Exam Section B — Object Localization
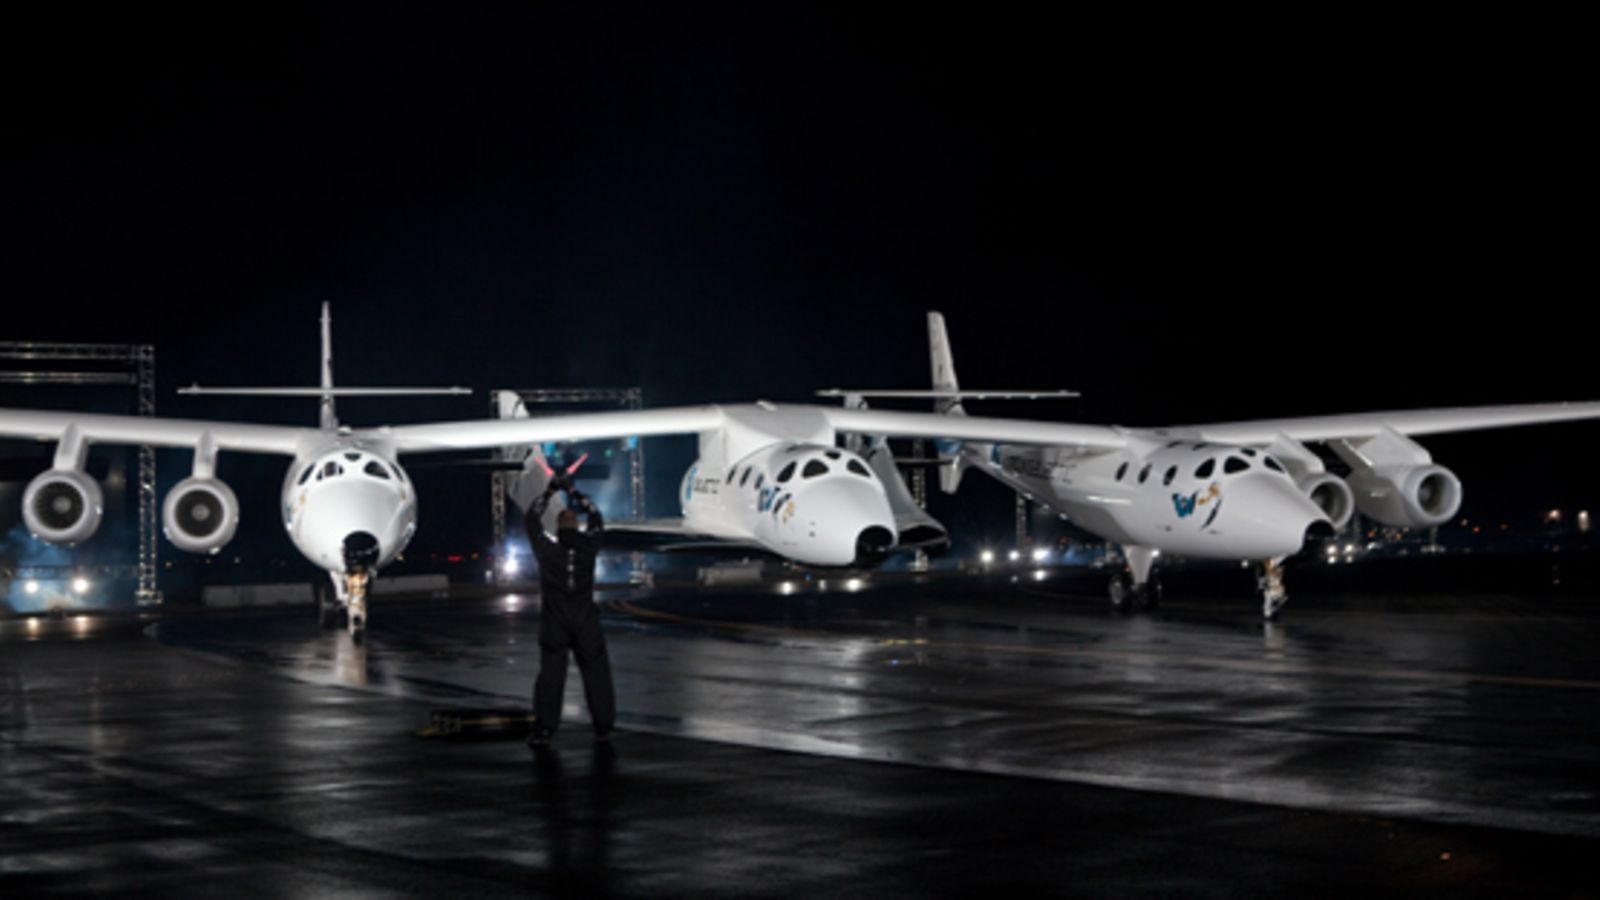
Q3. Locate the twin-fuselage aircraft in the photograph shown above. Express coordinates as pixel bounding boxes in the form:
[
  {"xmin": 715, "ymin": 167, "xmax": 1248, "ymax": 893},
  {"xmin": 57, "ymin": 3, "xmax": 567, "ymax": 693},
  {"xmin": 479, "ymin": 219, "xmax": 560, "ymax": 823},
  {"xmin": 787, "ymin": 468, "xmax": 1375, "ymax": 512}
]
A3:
[{"xmin": 4, "ymin": 306, "xmax": 1597, "ymax": 633}]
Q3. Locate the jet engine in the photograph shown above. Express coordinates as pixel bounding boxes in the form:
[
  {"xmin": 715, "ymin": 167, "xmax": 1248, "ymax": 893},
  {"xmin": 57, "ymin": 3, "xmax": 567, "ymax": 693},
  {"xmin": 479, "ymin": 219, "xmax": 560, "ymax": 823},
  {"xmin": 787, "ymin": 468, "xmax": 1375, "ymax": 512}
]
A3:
[
  {"xmin": 163, "ymin": 477, "xmax": 240, "ymax": 554},
  {"xmin": 1297, "ymin": 473, "xmax": 1355, "ymax": 530},
  {"xmin": 22, "ymin": 468, "xmax": 105, "ymax": 545},
  {"xmin": 1346, "ymin": 464, "xmax": 1462, "ymax": 528}
]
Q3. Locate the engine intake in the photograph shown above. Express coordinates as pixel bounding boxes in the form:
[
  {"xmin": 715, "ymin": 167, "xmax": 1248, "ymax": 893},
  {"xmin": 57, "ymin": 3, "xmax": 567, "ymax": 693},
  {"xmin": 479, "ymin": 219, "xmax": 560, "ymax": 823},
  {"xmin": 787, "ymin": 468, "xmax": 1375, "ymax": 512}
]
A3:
[
  {"xmin": 1347, "ymin": 464, "xmax": 1462, "ymax": 528},
  {"xmin": 1297, "ymin": 473, "xmax": 1355, "ymax": 530},
  {"xmin": 163, "ymin": 477, "xmax": 240, "ymax": 554},
  {"xmin": 22, "ymin": 469, "xmax": 104, "ymax": 545}
]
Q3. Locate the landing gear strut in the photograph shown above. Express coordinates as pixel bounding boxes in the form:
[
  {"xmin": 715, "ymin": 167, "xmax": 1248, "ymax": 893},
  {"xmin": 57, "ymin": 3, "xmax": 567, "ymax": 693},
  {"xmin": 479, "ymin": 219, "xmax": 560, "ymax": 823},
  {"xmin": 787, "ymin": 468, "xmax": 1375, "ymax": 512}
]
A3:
[
  {"xmin": 1257, "ymin": 556, "xmax": 1289, "ymax": 620},
  {"xmin": 344, "ymin": 570, "xmax": 369, "ymax": 641},
  {"xmin": 1109, "ymin": 545, "xmax": 1161, "ymax": 612}
]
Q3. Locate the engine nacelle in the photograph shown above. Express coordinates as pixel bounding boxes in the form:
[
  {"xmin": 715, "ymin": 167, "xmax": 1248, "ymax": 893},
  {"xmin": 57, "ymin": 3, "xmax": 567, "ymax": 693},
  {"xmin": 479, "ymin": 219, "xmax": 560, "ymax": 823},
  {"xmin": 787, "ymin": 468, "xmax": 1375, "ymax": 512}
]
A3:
[
  {"xmin": 1347, "ymin": 464, "xmax": 1462, "ymax": 528},
  {"xmin": 163, "ymin": 477, "xmax": 240, "ymax": 554},
  {"xmin": 22, "ymin": 469, "xmax": 105, "ymax": 545},
  {"xmin": 1298, "ymin": 473, "xmax": 1355, "ymax": 530}
]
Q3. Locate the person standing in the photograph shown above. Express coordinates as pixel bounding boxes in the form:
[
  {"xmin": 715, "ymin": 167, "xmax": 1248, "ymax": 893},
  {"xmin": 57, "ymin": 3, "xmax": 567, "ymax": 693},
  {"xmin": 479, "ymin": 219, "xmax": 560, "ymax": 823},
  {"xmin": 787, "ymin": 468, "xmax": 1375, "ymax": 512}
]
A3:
[{"xmin": 525, "ymin": 476, "xmax": 615, "ymax": 745}]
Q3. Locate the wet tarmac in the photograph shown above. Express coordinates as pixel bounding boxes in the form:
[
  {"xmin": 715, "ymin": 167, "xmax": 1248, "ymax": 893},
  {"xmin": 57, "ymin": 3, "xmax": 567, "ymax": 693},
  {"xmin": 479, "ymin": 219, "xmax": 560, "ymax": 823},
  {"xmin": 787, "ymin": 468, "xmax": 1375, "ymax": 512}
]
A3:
[{"xmin": 4, "ymin": 575, "xmax": 1600, "ymax": 895}]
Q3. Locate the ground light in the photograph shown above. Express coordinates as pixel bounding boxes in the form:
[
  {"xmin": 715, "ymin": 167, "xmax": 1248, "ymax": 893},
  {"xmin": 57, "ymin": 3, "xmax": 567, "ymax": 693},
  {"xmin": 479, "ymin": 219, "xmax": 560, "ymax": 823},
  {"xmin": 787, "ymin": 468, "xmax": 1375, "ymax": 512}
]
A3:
[{"xmin": 71, "ymin": 577, "xmax": 90, "ymax": 595}]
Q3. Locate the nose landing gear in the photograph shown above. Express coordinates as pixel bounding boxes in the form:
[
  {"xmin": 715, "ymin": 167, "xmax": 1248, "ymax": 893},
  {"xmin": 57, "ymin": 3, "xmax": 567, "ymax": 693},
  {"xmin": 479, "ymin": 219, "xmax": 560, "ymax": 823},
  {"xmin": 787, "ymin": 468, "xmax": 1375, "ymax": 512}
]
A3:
[
  {"xmin": 340, "ymin": 531, "xmax": 381, "ymax": 642},
  {"xmin": 1258, "ymin": 556, "xmax": 1289, "ymax": 619}
]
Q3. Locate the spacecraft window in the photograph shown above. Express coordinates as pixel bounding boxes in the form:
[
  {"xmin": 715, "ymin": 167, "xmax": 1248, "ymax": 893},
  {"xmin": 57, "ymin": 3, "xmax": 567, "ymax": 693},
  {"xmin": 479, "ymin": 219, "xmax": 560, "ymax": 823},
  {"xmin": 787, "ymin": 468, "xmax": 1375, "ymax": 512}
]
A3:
[
  {"xmin": 754, "ymin": 474, "xmax": 764, "ymax": 490},
  {"xmin": 1194, "ymin": 458, "xmax": 1215, "ymax": 479},
  {"xmin": 1263, "ymin": 456, "xmax": 1285, "ymax": 474},
  {"xmin": 1137, "ymin": 464, "xmax": 1152, "ymax": 484},
  {"xmin": 390, "ymin": 462, "xmax": 406, "ymax": 482},
  {"xmin": 1162, "ymin": 466, "xmax": 1177, "ymax": 486},
  {"xmin": 740, "ymin": 468, "xmax": 752, "ymax": 487},
  {"xmin": 344, "ymin": 452, "xmax": 361, "ymax": 462},
  {"xmin": 322, "ymin": 461, "xmax": 343, "ymax": 479},
  {"xmin": 298, "ymin": 464, "xmax": 314, "ymax": 485},
  {"xmin": 1224, "ymin": 457, "xmax": 1250, "ymax": 474},
  {"xmin": 1115, "ymin": 462, "xmax": 1129, "ymax": 481},
  {"xmin": 847, "ymin": 459, "xmax": 870, "ymax": 477},
  {"xmin": 364, "ymin": 461, "xmax": 390, "ymax": 479},
  {"xmin": 777, "ymin": 461, "xmax": 798, "ymax": 483},
  {"xmin": 803, "ymin": 460, "xmax": 828, "ymax": 479},
  {"xmin": 1241, "ymin": 447, "xmax": 1257, "ymax": 457},
  {"xmin": 825, "ymin": 450, "xmax": 841, "ymax": 460}
]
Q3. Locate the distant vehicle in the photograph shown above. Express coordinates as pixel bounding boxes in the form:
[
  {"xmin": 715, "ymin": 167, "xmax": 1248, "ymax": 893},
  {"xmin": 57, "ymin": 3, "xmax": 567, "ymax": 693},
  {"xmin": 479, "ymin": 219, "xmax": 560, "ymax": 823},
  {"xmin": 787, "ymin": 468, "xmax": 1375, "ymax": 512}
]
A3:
[{"xmin": 823, "ymin": 312, "xmax": 1600, "ymax": 618}]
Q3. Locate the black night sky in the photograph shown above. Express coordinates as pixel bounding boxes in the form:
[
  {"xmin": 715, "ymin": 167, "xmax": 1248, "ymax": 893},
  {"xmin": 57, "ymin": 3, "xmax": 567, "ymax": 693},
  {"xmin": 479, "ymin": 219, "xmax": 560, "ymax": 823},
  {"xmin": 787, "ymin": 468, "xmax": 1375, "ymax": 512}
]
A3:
[{"xmin": 2, "ymin": 6, "xmax": 1592, "ymax": 573}]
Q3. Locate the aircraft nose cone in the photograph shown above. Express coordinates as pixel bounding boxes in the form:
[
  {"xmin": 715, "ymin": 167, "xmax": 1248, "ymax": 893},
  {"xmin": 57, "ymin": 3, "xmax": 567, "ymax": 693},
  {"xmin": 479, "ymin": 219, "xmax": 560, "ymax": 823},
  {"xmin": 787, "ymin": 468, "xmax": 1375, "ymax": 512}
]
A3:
[
  {"xmin": 342, "ymin": 531, "xmax": 381, "ymax": 572},
  {"xmin": 854, "ymin": 525, "xmax": 896, "ymax": 566}
]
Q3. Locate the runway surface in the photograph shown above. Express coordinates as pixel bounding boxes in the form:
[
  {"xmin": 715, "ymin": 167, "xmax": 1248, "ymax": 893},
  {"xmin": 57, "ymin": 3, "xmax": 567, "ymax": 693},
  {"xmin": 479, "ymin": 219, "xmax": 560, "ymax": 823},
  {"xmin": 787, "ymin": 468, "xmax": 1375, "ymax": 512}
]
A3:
[{"xmin": 3, "ymin": 574, "xmax": 1599, "ymax": 895}]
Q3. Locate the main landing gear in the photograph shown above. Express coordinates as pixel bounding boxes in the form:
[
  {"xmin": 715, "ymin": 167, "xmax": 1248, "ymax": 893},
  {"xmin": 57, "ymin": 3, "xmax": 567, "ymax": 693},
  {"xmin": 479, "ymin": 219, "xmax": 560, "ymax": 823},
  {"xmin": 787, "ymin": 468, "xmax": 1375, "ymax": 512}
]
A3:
[{"xmin": 1108, "ymin": 545, "xmax": 1161, "ymax": 612}]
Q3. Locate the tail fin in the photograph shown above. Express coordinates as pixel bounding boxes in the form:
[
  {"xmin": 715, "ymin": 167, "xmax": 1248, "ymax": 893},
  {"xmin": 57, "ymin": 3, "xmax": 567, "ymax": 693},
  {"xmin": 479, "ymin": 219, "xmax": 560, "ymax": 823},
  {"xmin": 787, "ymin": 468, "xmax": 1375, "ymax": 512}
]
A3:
[
  {"xmin": 928, "ymin": 311, "xmax": 964, "ymax": 416},
  {"xmin": 927, "ymin": 311, "xmax": 969, "ymax": 493},
  {"xmin": 320, "ymin": 301, "xmax": 337, "ymax": 430}
]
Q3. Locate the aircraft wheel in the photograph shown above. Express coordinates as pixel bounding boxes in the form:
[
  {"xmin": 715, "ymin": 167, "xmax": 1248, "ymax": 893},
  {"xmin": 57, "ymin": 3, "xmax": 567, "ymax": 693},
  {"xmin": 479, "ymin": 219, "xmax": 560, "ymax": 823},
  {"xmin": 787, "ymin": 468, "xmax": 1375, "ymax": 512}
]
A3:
[
  {"xmin": 1109, "ymin": 573, "xmax": 1131, "ymax": 611},
  {"xmin": 1141, "ymin": 576, "xmax": 1163, "ymax": 611}
]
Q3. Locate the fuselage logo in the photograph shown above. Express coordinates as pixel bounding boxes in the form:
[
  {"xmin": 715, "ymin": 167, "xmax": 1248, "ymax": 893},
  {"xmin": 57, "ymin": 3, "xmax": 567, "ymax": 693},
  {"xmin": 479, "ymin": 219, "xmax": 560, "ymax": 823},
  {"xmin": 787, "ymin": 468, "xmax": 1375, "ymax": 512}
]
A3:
[{"xmin": 1173, "ymin": 483, "xmax": 1223, "ymax": 528}]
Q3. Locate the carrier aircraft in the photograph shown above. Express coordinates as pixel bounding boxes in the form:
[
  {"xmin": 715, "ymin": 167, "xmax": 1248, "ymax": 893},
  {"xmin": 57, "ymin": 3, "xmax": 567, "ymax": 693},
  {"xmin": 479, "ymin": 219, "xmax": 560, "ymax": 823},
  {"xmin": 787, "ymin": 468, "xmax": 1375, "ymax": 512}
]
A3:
[
  {"xmin": 823, "ymin": 312, "xmax": 1600, "ymax": 618},
  {"xmin": 0, "ymin": 305, "xmax": 1145, "ymax": 639}
]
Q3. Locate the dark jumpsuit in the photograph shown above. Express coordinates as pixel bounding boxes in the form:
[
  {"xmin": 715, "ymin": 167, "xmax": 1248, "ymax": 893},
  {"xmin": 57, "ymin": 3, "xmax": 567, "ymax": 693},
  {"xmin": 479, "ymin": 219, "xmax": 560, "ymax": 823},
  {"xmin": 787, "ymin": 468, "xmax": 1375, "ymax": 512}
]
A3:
[{"xmin": 527, "ymin": 490, "xmax": 616, "ymax": 734}]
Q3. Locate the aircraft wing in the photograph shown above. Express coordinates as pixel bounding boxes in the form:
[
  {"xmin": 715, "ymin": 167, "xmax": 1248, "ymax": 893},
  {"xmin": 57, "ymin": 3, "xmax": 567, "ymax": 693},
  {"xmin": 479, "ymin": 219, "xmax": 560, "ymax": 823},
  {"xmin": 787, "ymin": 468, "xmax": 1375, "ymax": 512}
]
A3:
[
  {"xmin": 377, "ymin": 406, "xmax": 727, "ymax": 453},
  {"xmin": 378, "ymin": 404, "xmax": 1128, "ymax": 454},
  {"xmin": 0, "ymin": 407, "xmax": 316, "ymax": 456},
  {"xmin": 1189, "ymin": 402, "xmax": 1600, "ymax": 445},
  {"xmin": 819, "ymin": 407, "xmax": 1126, "ymax": 449}
]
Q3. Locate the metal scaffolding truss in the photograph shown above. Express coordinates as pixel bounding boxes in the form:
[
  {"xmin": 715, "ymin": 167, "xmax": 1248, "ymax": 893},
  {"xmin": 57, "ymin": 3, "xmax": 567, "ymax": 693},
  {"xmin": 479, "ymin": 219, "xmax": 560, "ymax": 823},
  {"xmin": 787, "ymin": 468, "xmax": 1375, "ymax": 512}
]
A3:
[
  {"xmin": 489, "ymin": 388, "xmax": 646, "ymax": 582},
  {"xmin": 0, "ymin": 342, "xmax": 161, "ymax": 604}
]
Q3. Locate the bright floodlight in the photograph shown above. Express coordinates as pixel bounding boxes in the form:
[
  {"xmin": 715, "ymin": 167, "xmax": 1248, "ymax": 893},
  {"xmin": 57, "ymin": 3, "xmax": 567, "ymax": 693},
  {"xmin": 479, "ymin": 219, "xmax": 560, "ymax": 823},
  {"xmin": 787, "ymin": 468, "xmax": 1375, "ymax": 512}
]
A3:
[
  {"xmin": 24, "ymin": 580, "xmax": 39, "ymax": 595},
  {"xmin": 1007, "ymin": 549, "xmax": 1020, "ymax": 562},
  {"xmin": 980, "ymin": 549, "xmax": 995, "ymax": 564},
  {"xmin": 1031, "ymin": 548, "xmax": 1048, "ymax": 562},
  {"xmin": 845, "ymin": 578, "xmax": 863, "ymax": 592},
  {"xmin": 501, "ymin": 555, "xmax": 520, "ymax": 576},
  {"xmin": 71, "ymin": 577, "xmax": 90, "ymax": 595}
]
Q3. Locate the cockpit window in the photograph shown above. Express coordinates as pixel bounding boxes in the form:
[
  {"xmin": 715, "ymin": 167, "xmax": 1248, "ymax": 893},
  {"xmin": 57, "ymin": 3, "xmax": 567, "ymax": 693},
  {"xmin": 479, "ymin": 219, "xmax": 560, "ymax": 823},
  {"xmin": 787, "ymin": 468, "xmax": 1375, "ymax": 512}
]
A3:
[
  {"xmin": 802, "ymin": 460, "xmax": 828, "ymax": 479},
  {"xmin": 776, "ymin": 461, "xmax": 798, "ymax": 483},
  {"xmin": 344, "ymin": 452, "xmax": 361, "ymax": 462},
  {"xmin": 1263, "ymin": 456, "xmax": 1285, "ymax": 474},
  {"xmin": 740, "ymin": 468, "xmax": 752, "ymax": 487},
  {"xmin": 390, "ymin": 462, "xmax": 406, "ymax": 482},
  {"xmin": 364, "ymin": 461, "xmax": 390, "ymax": 479},
  {"xmin": 1162, "ymin": 466, "xmax": 1177, "ymax": 486},
  {"xmin": 322, "ymin": 461, "xmax": 343, "ymax": 479},
  {"xmin": 847, "ymin": 459, "xmax": 870, "ymax": 477},
  {"xmin": 1241, "ymin": 447, "xmax": 1257, "ymax": 457},
  {"xmin": 754, "ymin": 474, "xmax": 764, "ymax": 490},
  {"xmin": 726, "ymin": 468, "xmax": 736, "ymax": 483},
  {"xmin": 298, "ymin": 464, "xmax": 314, "ymax": 485},
  {"xmin": 1194, "ymin": 458, "xmax": 1215, "ymax": 479},
  {"xmin": 1224, "ymin": 457, "xmax": 1250, "ymax": 474},
  {"xmin": 1137, "ymin": 464, "xmax": 1152, "ymax": 484},
  {"xmin": 1115, "ymin": 462, "xmax": 1129, "ymax": 481},
  {"xmin": 824, "ymin": 450, "xmax": 841, "ymax": 460}
]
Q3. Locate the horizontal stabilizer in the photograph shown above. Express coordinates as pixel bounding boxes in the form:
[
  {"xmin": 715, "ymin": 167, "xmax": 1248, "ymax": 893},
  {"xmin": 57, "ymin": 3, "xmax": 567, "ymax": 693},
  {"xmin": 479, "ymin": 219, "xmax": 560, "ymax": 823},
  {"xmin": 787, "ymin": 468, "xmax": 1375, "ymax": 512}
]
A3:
[
  {"xmin": 180, "ymin": 386, "xmax": 473, "ymax": 397},
  {"xmin": 817, "ymin": 389, "xmax": 1078, "ymax": 401}
]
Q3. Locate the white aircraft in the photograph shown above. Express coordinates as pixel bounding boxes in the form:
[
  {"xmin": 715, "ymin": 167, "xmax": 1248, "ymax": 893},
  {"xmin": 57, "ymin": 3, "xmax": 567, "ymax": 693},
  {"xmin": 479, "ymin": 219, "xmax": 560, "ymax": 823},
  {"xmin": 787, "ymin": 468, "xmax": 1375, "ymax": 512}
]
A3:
[
  {"xmin": 0, "ymin": 305, "xmax": 1138, "ymax": 638},
  {"xmin": 824, "ymin": 312, "xmax": 1600, "ymax": 618}
]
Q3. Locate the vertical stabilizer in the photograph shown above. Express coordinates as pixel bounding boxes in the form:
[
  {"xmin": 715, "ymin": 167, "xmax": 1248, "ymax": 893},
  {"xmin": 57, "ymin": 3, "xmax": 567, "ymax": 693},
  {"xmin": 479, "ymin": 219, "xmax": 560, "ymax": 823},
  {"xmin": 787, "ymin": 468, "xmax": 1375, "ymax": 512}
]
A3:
[
  {"xmin": 319, "ymin": 302, "xmax": 337, "ymax": 429},
  {"xmin": 927, "ymin": 311, "xmax": 970, "ymax": 493}
]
